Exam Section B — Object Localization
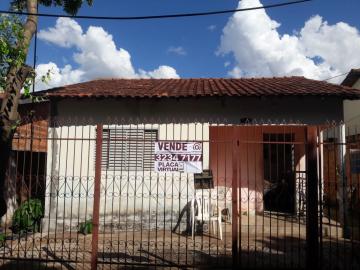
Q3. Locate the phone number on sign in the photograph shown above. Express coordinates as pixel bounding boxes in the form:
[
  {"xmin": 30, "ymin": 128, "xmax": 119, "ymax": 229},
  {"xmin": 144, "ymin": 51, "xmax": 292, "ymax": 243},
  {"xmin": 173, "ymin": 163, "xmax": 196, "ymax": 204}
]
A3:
[{"xmin": 155, "ymin": 154, "xmax": 202, "ymax": 162}]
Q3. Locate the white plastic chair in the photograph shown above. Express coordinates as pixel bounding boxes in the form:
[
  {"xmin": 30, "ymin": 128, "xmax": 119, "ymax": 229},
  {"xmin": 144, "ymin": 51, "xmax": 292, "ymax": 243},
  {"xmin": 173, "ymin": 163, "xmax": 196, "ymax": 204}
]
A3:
[{"xmin": 191, "ymin": 195, "xmax": 222, "ymax": 240}]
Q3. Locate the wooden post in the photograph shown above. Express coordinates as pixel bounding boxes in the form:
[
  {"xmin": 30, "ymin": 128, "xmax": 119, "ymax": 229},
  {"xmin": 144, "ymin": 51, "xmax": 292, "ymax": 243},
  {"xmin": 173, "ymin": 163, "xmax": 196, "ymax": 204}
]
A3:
[
  {"xmin": 231, "ymin": 127, "xmax": 239, "ymax": 267},
  {"xmin": 306, "ymin": 126, "xmax": 319, "ymax": 268},
  {"xmin": 91, "ymin": 124, "xmax": 102, "ymax": 270}
]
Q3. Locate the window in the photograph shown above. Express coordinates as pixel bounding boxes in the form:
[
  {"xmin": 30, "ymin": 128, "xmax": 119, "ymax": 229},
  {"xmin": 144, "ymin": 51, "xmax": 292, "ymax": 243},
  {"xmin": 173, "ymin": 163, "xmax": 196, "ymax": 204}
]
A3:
[
  {"xmin": 100, "ymin": 128, "xmax": 157, "ymax": 171},
  {"xmin": 350, "ymin": 149, "xmax": 360, "ymax": 174}
]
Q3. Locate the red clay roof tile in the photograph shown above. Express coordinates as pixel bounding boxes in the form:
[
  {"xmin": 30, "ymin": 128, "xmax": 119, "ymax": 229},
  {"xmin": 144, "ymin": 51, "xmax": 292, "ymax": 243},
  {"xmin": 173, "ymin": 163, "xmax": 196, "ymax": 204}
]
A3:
[{"xmin": 36, "ymin": 77, "xmax": 360, "ymax": 99}]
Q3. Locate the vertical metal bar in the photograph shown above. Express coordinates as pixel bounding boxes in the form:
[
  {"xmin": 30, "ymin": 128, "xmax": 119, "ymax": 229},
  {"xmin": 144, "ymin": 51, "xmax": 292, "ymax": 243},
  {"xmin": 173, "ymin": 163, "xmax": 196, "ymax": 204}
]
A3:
[
  {"xmin": 306, "ymin": 126, "xmax": 319, "ymax": 269},
  {"xmin": 222, "ymin": 125, "xmax": 228, "ymax": 266},
  {"xmin": 133, "ymin": 124, "xmax": 139, "ymax": 262},
  {"xmin": 60, "ymin": 125, "xmax": 70, "ymax": 261},
  {"xmin": 339, "ymin": 124, "xmax": 349, "ymax": 269},
  {"xmin": 82, "ymin": 125, "xmax": 92, "ymax": 269},
  {"xmin": 298, "ymin": 131, "xmax": 304, "ymax": 269},
  {"xmin": 318, "ymin": 128, "xmax": 324, "ymax": 269},
  {"xmin": 91, "ymin": 124, "xmax": 102, "ymax": 270},
  {"xmin": 186, "ymin": 123, "xmax": 191, "ymax": 268},
  {"xmin": 326, "ymin": 126, "xmax": 333, "ymax": 268},
  {"xmin": 75, "ymin": 124, "xmax": 85, "ymax": 264},
  {"xmin": 356, "ymin": 126, "xmax": 360, "ymax": 270},
  {"xmin": 52, "ymin": 124, "xmax": 63, "ymax": 269},
  {"xmin": 253, "ymin": 126, "xmax": 258, "ymax": 269},
  {"xmin": 332, "ymin": 125, "xmax": 338, "ymax": 265},
  {"xmin": 109, "ymin": 123, "xmax": 115, "ymax": 269},
  {"xmin": 35, "ymin": 121, "xmax": 43, "ymax": 264},
  {"xmin": 177, "ymin": 123, "xmax": 182, "ymax": 267},
  {"xmin": 147, "ymin": 123, "xmax": 153, "ymax": 265},
  {"xmin": 154, "ymin": 125, "xmax": 160, "ymax": 267},
  {"xmin": 231, "ymin": 127, "xmax": 239, "ymax": 267},
  {"xmin": 140, "ymin": 124, "xmax": 145, "ymax": 264},
  {"xmin": 261, "ymin": 125, "xmax": 265, "ymax": 269},
  {"xmin": 68, "ymin": 124, "xmax": 77, "ymax": 261},
  {"xmin": 115, "ymin": 124, "xmax": 122, "ymax": 265},
  {"xmin": 170, "ymin": 122, "xmax": 175, "ymax": 265},
  {"xmin": 162, "ymin": 123, "xmax": 167, "ymax": 264},
  {"xmin": 21, "ymin": 123, "xmax": 29, "ymax": 260},
  {"xmin": 275, "ymin": 132, "xmax": 279, "ymax": 268},
  {"xmin": 124, "ymin": 125, "xmax": 130, "ymax": 266},
  {"xmin": 290, "ymin": 126, "xmax": 295, "ymax": 269},
  {"xmin": 268, "ymin": 133, "xmax": 273, "ymax": 267},
  {"xmin": 246, "ymin": 126, "xmax": 250, "ymax": 268},
  {"xmin": 338, "ymin": 124, "xmax": 350, "ymax": 239},
  {"xmin": 44, "ymin": 121, "xmax": 55, "ymax": 267},
  {"xmin": 102, "ymin": 124, "xmax": 109, "ymax": 268},
  {"xmin": 29, "ymin": 116, "xmax": 34, "ymax": 224}
]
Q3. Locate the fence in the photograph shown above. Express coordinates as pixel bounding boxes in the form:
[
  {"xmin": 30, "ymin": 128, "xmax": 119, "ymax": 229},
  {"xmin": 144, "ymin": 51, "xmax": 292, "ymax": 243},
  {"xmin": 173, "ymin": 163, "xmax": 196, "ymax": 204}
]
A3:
[{"xmin": 0, "ymin": 118, "xmax": 359, "ymax": 269}]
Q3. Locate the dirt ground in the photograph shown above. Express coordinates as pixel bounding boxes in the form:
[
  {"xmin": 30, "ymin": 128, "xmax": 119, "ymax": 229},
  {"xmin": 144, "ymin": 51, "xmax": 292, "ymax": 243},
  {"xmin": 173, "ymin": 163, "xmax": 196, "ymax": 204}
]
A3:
[{"xmin": 0, "ymin": 214, "xmax": 358, "ymax": 269}]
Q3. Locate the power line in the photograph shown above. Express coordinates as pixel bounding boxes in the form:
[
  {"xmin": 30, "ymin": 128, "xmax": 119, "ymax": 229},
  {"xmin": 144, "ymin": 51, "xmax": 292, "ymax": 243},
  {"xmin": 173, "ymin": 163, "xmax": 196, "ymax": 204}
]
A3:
[
  {"xmin": 0, "ymin": 0, "xmax": 311, "ymax": 21},
  {"xmin": 322, "ymin": 72, "xmax": 350, "ymax": 82}
]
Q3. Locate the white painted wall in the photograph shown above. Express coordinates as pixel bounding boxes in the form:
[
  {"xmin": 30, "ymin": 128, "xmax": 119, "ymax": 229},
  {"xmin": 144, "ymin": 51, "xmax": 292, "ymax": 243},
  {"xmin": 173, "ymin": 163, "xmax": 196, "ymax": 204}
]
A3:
[
  {"xmin": 344, "ymin": 78, "xmax": 360, "ymax": 135},
  {"xmin": 42, "ymin": 95, "xmax": 345, "ymax": 231},
  {"xmin": 43, "ymin": 123, "xmax": 211, "ymax": 231}
]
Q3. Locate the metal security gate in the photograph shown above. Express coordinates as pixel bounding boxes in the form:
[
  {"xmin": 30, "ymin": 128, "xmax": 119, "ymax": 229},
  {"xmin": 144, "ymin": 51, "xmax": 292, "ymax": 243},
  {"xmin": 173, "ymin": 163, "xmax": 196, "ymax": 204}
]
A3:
[
  {"xmin": 209, "ymin": 125, "xmax": 311, "ymax": 269},
  {"xmin": 93, "ymin": 123, "xmax": 233, "ymax": 269},
  {"xmin": 0, "ymin": 119, "xmax": 359, "ymax": 269}
]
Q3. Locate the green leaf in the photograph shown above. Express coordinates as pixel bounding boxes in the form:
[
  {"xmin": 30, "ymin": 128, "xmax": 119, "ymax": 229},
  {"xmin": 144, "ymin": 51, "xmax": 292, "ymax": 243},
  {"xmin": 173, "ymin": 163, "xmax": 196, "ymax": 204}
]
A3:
[
  {"xmin": 0, "ymin": 233, "xmax": 5, "ymax": 247},
  {"xmin": 0, "ymin": 14, "xmax": 26, "ymax": 91},
  {"xmin": 11, "ymin": 199, "xmax": 44, "ymax": 234},
  {"xmin": 78, "ymin": 219, "xmax": 93, "ymax": 235}
]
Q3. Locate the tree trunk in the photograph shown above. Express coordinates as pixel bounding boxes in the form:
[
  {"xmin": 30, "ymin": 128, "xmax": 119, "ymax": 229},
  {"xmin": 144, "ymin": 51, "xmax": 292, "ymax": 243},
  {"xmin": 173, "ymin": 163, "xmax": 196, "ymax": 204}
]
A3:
[{"xmin": 0, "ymin": 0, "xmax": 38, "ymax": 218}]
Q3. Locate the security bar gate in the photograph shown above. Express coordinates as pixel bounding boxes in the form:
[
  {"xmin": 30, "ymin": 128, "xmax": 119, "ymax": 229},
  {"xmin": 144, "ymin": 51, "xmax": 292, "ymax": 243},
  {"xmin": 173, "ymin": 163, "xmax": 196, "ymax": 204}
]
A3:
[{"xmin": 0, "ymin": 119, "xmax": 359, "ymax": 269}]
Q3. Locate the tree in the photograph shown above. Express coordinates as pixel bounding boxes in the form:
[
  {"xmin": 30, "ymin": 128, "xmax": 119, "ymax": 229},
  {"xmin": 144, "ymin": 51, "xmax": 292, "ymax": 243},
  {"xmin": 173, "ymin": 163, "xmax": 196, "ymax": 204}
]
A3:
[{"xmin": 0, "ymin": 0, "xmax": 93, "ymax": 218}]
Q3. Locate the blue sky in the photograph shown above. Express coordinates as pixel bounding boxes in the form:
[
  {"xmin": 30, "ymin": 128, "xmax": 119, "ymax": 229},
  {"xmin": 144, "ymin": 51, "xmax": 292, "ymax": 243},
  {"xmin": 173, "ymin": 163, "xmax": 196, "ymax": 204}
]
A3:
[{"xmin": 1, "ymin": 0, "xmax": 360, "ymax": 88}]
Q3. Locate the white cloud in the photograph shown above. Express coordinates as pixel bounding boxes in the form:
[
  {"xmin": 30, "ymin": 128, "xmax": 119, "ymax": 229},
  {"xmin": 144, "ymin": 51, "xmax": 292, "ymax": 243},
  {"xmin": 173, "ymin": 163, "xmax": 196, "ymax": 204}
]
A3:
[
  {"xmin": 218, "ymin": 0, "xmax": 360, "ymax": 83},
  {"xmin": 36, "ymin": 18, "xmax": 179, "ymax": 90},
  {"xmin": 167, "ymin": 46, "xmax": 187, "ymax": 56},
  {"xmin": 35, "ymin": 62, "xmax": 84, "ymax": 90},
  {"xmin": 139, "ymin": 65, "xmax": 180, "ymax": 79},
  {"xmin": 38, "ymin": 18, "xmax": 83, "ymax": 48},
  {"xmin": 208, "ymin": 25, "xmax": 217, "ymax": 31}
]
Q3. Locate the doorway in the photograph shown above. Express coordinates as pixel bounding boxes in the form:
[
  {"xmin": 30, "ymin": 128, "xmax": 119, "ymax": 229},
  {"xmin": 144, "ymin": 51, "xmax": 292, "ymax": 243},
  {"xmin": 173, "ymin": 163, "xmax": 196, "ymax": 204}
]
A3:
[{"xmin": 263, "ymin": 133, "xmax": 295, "ymax": 213}]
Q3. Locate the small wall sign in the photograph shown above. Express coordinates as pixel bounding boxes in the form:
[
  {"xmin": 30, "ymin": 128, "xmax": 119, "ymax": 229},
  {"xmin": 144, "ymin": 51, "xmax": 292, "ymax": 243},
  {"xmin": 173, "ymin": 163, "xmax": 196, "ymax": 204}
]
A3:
[{"xmin": 154, "ymin": 141, "xmax": 203, "ymax": 173}]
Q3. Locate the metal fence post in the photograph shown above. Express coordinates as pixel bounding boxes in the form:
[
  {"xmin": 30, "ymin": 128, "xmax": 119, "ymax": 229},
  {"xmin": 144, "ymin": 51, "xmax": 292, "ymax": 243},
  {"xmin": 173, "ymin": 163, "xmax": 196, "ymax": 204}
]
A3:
[
  {"xmin": 232, "ymin": 128, "xmax": 239, "ymax": 267},
  {"xmin": 338, "ymin": 123, "xmax": 350, "ymax": 239},
  {"xmin": 306, "ymin": 126, "xmax": 319, "ymax": 268},
  {"xmin": 91, "ymin": 124, "xmax": 102, "ymax": 270}
]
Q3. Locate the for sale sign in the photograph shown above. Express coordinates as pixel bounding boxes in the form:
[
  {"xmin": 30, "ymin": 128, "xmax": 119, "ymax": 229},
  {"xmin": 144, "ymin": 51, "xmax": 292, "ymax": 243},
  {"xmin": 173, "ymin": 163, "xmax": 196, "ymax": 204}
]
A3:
[{"xmin": 154, "ymin": 141, "xmax": 203, "ymax": 173}]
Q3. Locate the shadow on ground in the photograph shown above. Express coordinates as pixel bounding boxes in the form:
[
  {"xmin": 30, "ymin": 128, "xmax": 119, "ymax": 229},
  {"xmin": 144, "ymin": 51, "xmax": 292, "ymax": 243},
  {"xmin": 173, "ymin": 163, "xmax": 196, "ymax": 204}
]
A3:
[
  {"xmin": 0, "ymin": 235, "xmax": 359, "ymax": 269},
  {"xmin": 0, "ymin": 261, "xmax": 61, "ymax": 270}
]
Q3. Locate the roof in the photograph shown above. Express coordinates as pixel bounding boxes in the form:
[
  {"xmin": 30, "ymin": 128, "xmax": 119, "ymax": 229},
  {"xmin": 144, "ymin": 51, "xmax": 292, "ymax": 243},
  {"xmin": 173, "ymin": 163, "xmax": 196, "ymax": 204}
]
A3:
[
  {"xmin": 36, "ymin": 77, "xmax": 360, "ymax": 99},
  {"xmin": 341, "ymin": 69, "xmax": 360, "ymax": 87}
]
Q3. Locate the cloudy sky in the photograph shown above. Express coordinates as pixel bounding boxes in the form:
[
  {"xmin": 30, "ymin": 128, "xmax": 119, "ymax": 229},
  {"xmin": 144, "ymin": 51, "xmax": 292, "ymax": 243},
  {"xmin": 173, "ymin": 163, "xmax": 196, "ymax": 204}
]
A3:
[{"xmin": 1, "ymin": 0, "xmax": 360, "ymax": 90}]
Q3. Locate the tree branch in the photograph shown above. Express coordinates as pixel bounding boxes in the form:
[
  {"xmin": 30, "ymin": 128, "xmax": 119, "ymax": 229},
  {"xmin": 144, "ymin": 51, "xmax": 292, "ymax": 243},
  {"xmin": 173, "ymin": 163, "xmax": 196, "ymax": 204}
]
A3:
[{"xmin": 22, "ymin": 0, "xmax": 38, "ymax": 55}]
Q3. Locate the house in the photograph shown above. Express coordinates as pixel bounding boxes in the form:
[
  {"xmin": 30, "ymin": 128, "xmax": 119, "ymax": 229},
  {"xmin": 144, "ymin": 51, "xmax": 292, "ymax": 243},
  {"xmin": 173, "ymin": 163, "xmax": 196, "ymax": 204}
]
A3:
[
  {"xmin": 340, "ymin": 69, "xmax": 360, "ymax": 211},
  {"xmin": 1, "ymin": 96, "xmax": 49, "ymax": 223},
  {"xmin": 30, "ymin": 77, "xmax": 360, "ymax": 232},
  {"xmin": 343, "ymin": 69, "xmax": 360, "ymax": 127}
]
